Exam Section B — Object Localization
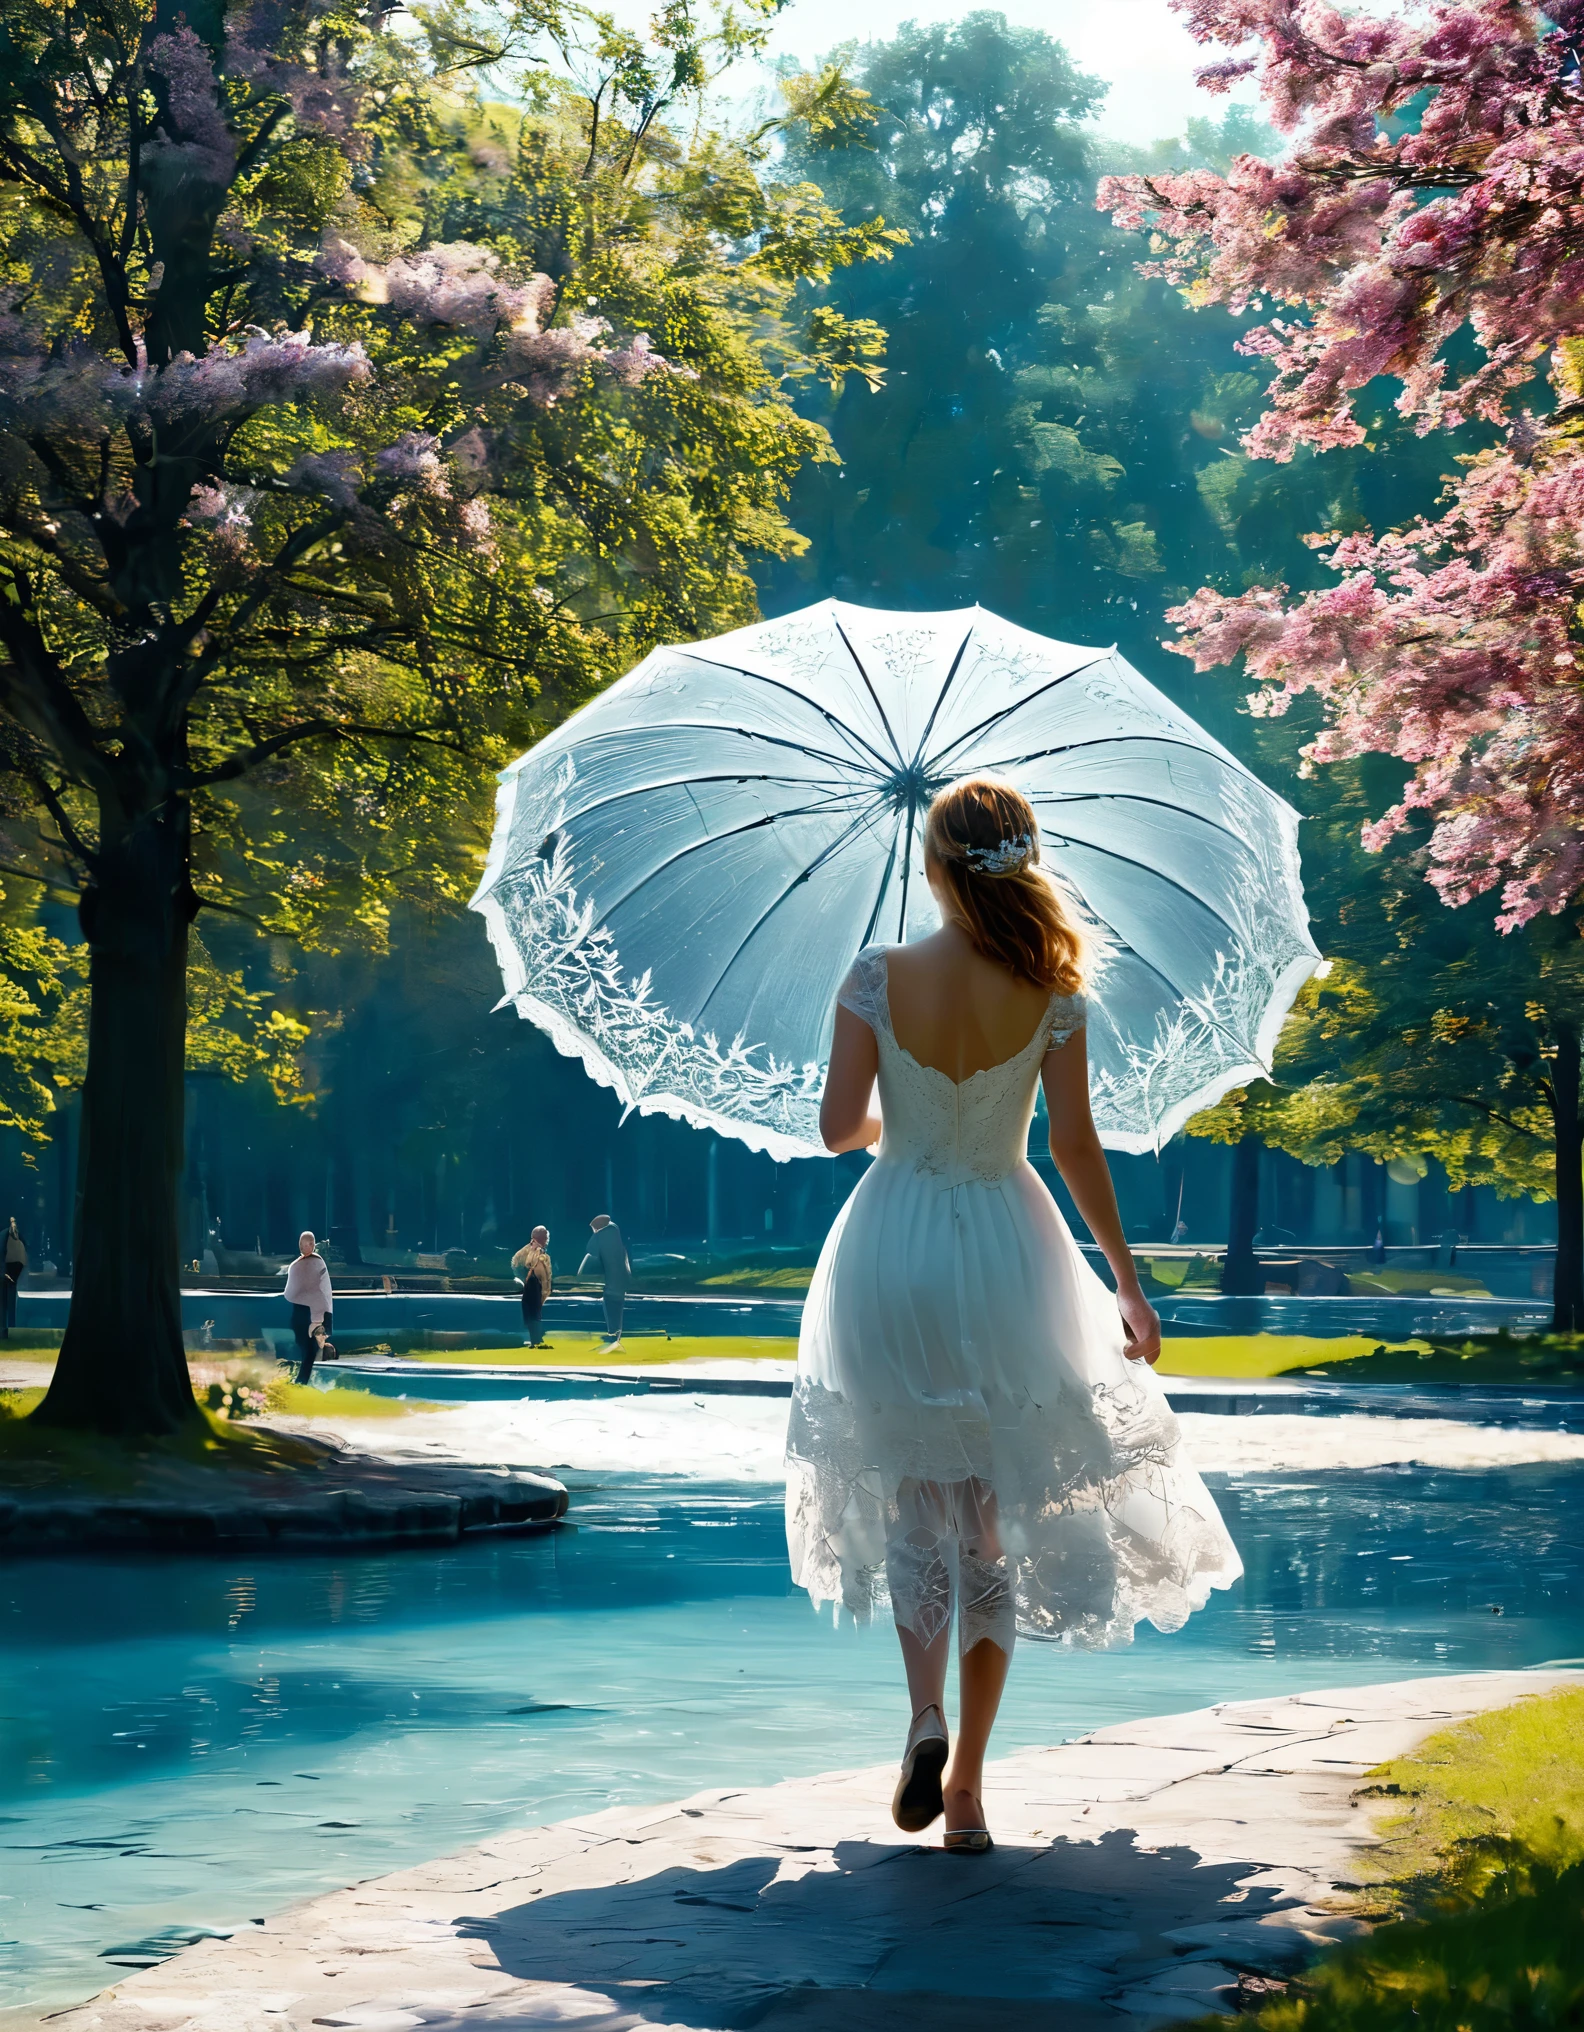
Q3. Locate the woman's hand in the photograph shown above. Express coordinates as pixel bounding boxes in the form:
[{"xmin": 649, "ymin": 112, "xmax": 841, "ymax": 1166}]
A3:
[{"xmin": 1116, "ymin": 1282, "xmax": 1161, "ymax": 1365}]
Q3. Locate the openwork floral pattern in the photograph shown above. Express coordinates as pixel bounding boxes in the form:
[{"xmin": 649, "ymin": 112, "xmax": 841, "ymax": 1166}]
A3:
[
  {"xmin": 476, "ymin": 756, "xmax": 826, "ymax": 1160},
  {"xmin": 785, "ymin": 1376, "xmax": 1239, "ymax": 1648},
  {"xmin": 472, "ymin": 601, "xmax": 1319, "ymax": 1159}
]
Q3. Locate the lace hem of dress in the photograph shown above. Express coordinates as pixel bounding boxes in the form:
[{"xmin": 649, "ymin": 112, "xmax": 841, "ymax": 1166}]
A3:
[{"xmin": 784, "ymin": 1375, "xmax": 1242, "ymax": 1651}]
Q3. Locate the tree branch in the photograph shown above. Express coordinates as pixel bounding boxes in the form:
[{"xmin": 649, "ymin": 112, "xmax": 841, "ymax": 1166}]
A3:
[
  {"xmin": 192, "ymin": 718, "xmax": 472, "ymax": 787},
  {"xmin": 28, "ymin": 771, "xmax": 98, "ymax": 869},
  {"xmin": 0, "ymin": 568, "xmax": 115, "ymax": 789},
  {"xmin": 1444, "ymin": 1091, "xmax": 1550, "ymax": 1140},
  {"xmin": 16, "ymin": 88, "xmax": 138, "ymax": 361},
  {"xmin": 233, "ymin": 102, "xmax": 287, "ymax": 182}
]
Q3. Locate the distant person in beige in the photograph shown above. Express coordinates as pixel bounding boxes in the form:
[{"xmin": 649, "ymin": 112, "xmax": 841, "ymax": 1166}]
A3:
[{"xmin": 512, "ymin": 1227, "xmax": 552, "ymax": 1347}]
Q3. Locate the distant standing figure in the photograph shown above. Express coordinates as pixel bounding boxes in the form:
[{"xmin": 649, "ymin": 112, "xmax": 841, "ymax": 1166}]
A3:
[
  {"xmin": 579, "ymin": 1214, "xmax": 629, "ymax": 1347},
  {"xmin": 284, "ymin": 1231, "xmax": 334, "ymax": 1383},
  {"xmin": 512, "ymin": 1227, "xmax": 553, "ymax": 1347},
  {"xmin": 2, "ymin": 1219, "xmax": 25, "ymax": 1338}
]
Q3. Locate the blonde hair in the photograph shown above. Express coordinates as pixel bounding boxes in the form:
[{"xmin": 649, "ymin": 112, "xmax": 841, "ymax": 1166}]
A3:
[{"xmin": 923, "ymin": 777, "xmax": 1096, "ymax": 995}]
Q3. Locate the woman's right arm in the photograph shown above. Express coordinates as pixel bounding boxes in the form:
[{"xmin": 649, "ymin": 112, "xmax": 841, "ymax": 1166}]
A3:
[
  {"xmin": 1041, "ymin": 1030, "xmax": 1161, "ymax": 1364},
  {"xmin": 820, "ymin": 1003, "xmax": 881, "ymax": 1154}
]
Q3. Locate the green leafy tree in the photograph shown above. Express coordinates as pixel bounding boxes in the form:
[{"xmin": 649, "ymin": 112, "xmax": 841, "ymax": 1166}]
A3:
[
  {"xmin": 0, "ymin": 0, "xmax": 896, "ymax": 1432},
  {"xmin": 1194, "ymin": 765, "xmax": 1584, "ymax": 1326},
  {"xmin": 766, "ymin": 12, "xmax": 1456, "ymax": 764}
]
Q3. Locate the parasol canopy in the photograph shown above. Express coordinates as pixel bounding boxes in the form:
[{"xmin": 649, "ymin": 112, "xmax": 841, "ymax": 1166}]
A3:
[{"xmin": 471, "ymin": 600, "xmax": 1320, "ymax": 1160}]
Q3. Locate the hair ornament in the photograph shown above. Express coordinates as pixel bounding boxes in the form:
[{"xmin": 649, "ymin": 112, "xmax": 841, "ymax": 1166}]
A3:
[{"xmin": 963, "ymin": 832, "xmax": 1034, "ymax": 876}]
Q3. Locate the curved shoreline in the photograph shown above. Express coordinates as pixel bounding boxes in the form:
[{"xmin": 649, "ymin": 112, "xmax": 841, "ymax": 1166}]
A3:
[{"xmin": 31, "ymin": 1668, "xmax": 1582, "ymax": 2032}]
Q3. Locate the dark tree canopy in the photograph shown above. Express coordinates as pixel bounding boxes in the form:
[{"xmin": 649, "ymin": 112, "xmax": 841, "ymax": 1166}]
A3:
[{"xmin": 0, "ymin": 0, "xmax": 898, "ymax": 1430}]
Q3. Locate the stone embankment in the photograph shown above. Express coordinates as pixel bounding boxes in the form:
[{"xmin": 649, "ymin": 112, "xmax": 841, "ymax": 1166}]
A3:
[
  {"xmin": 36, "ymin": 1668, "xmax": 1580, "ymax": 2031},
  {"xmin": 0, "ymin": 1436, "xmax": 566, "ymax": 1552}
]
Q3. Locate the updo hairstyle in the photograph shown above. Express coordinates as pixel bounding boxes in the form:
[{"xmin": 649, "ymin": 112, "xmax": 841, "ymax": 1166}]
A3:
[{"xmin": 922, "ymin": 776, "xmax": 1095, "ymax": 996}]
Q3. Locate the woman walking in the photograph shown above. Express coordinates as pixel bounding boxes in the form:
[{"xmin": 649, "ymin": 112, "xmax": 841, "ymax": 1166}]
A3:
[
  {"xmin": 284, "ymin": 1231, "xmax": 334, "ymax": 1383},
  {"xmin": 512, "ymin": 1227, "xmax": 553, "ymax": 1347},
  {"xmin": 786, "ymin": 778, "xmax": 1242, "ymax": 1851}
]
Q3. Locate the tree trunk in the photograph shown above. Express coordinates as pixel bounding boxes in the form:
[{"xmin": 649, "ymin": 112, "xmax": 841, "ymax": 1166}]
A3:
[
  {"xmin": 1220, "ymin": 1133, "xmax": 1263, "ymax": 1295},
  {"xmin": 35, "ymin": 806, "xmax": 197, "ymax": 1434},
  {"xmin": 1554, "ymin": 1021, "xmax": 1583, "ymax": 1335}
]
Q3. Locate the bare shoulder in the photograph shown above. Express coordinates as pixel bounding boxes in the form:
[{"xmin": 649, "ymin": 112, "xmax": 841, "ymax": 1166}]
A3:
[{"xmin": 887, "ymin": 933, "xmax": 1048, "ymax": 1021}]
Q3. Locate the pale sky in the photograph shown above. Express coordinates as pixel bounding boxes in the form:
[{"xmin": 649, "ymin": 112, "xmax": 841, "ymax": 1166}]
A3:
[{"xmin": 758, "ymin": 0, "xmax": 1232, "ymax": 147}]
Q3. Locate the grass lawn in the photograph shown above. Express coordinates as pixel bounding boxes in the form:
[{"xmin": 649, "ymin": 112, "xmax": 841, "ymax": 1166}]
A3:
[
  {"xmin": 390, "ymin": 1333, "xmax": 1426, "ymax": 1379},
  {"xmin": 0, "ymin": 1382, "xmax": 328, "ymax": 1485},
  {"xmin": 701, "ymin": 1266, "xmax": 814, "ymax": 1290},
  {"xmin": 1219, "ymin": 1685, "xmax": 1584, "ymax": 2030},
  {"xmin": 1153, "ymin": 1335, "xmax": 1427, "ymax": 1379},
  {"xmin": 0, "ymin": 1366, "xmax": 434, "ymax": 1482},
  {"xmin": 397, "ymin": 1333, "xmax": 799, "ymax": 1366},
  {"xmin": 1345, "ymin": 1268, "xmax": 1493, "ymax": 1297},
  {"xmin": 268, "ymin": 1378, "xmax": 433, "ymax": 1417},
  {"xmin": 1318, "ymin": 1332, "xmax": 1584, "ymax": 1387}
]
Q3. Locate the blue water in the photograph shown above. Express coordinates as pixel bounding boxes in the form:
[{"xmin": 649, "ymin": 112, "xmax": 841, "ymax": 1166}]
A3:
[
  {"xmin": 4, "ymin": 1462, "xmax": 1583, "ymax": 2011},
  {"xmin": 15, "ymin": 1283, "xmax": 1555, "ymax": 1345}
]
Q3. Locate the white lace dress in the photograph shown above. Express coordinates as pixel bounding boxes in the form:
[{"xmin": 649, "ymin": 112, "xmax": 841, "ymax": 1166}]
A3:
[{"xmin": 785, "ymin": 945, "xmax": 1243, "ymax": 1652}]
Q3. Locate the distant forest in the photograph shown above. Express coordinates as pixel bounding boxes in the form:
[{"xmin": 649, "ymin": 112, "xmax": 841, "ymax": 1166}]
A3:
[{"xmin": 0, "ymin": 12, "xmax": 1551, "ymax": 1269}]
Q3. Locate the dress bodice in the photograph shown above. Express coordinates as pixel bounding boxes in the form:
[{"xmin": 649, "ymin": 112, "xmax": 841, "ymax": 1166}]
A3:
[{"xmin": 836, "ymin": 945, "xmax": 1085, "ymax": 1187}]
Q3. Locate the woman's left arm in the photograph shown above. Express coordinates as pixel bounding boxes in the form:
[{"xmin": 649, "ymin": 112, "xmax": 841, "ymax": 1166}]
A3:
[
  {"xmin": 820, "ymin": 1003, "xmax": 882, "ymax": 1154},
  {"xmin": 1041, "ymin": 1029, "xmax": 1161, "ymax": 1364}
]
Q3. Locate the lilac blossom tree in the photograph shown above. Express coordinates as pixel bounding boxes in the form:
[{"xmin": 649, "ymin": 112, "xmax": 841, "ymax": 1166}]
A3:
[
  {"xmin": 0, "ymin": 0, "xmax": 898, "ymax": 1432},
  {"xmin": 1099, "ymin": 0, "xmax": 1584, "ymax": 1329}
]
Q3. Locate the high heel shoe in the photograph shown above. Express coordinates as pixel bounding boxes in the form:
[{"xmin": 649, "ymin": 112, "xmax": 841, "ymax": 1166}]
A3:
[
  {"xmin": 891, "ymin": 1703, "xmax": 949, "ymax": 1832},
  {"xmin": 942, "ymin": 1790, "xmax": 993, "ymax": 1854}
]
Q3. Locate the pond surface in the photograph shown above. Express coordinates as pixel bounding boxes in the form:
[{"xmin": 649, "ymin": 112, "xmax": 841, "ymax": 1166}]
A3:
[{"xmin": 4, "ymin": 1462, "xmax": 1582, "ymax": 2012}]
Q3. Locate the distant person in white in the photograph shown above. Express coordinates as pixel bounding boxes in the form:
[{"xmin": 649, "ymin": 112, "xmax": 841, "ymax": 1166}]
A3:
[
  {"xmin": 2, "ymin": 1218, "xmax": 25, "ymax": 1338},
  {"xmin": 284, "ymin": 1231, "xmax": 334, "ymax": 1382},
  {"xmin": 579, "ymin": 1214, "xmax": 629, "ymax": 1347}
]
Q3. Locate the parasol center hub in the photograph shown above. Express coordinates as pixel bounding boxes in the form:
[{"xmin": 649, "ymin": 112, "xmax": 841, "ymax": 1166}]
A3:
[{"xmin": 883, "ymin": 762, "xmax": 943, "ymax": 813}]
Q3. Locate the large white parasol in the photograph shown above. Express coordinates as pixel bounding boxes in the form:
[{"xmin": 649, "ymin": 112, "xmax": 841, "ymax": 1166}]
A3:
[{"xmin": 471, "ymin": 600, "xmax": 1320, "ymax": 1159}]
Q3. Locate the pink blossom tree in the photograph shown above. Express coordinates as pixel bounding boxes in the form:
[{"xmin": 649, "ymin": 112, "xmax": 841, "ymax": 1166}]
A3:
[
  {"xmin": 1, "ymin": 0, "xmax": 899, "ymax": 1433},
  {"xmin": 1100, "ymin": 0, "xmax": 1584, "ymax": 1329}
]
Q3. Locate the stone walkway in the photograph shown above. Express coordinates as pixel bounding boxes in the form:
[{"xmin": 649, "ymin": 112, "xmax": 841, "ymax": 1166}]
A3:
[{"xmin": 40, "ymin": 1668, "xmax": 1578, "ymax": 2032}]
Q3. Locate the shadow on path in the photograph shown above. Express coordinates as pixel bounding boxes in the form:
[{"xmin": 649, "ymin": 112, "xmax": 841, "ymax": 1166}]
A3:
[{"xmin": 441, "ymin": 1827, "xmax": 1307, "ymax": 2029}]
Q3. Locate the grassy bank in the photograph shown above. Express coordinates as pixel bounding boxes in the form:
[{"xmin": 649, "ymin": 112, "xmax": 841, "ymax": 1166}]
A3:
[
  {"xmin": 0, "ymin": 1364, "xmax": 433, "ymax": 1488},
  {"xmin": 0, "ymin": 1383, "xmax": 328, "ymax": 1484},
  {"xmin": 393, "ymin": 1332, "xmax": 1421, "ymax": 1377},
  {"xmin": 400, "ymin": 1333, "xmax": 796, "ymax": 1366},
  {"xmin": 1315, "ymin": 1331, "xmax": 1584, "ymax": 1387},
  {"xmin": 1154, "ymin": 1336, "xmax": 1426, "ymax": 1379},
  {"xmin": 1220, "ymin": 1684, "xmax": 1584, "ymax": 2029},
  {"xmin": 263, "ymin": 1378, "xmax": 432, "ymax": 1417}
]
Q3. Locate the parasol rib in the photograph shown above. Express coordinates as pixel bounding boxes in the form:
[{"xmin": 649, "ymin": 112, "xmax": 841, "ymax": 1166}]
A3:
[
  {"xmin": 581, "ymin": 793, "xmax": 884, "ymax": 935},
  {"xmin": 1016, "ymin": 777, "xmax": 1274, "ymax": 856},
  {"xmin": 512, "ymin": 769, "xmax": 863, "ymax": 856},
  {"xmin": 674, "ymin": 654, "xmax": 896, "ymax": 775},
  {"xmin": 912, "ymin": 623, "xmax": 978, "ymax": 762},
  {"xmin": 539, "ymin": 718, "xmax": 884, "ymax": 786},
  {"xmin": 690, "ymin": 806, "xmax": 895, "ymax": 1023},
  {"xmin": 924, "ymin": 652, "xmax": 1112, "ymax": 772},
  {"xmin": 861, "ymin": 809, "xmax": 905, "ymax": 950},
  {"xmin": 830, "ymin": 615, "xmax": 905, "ymax": 767}
]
